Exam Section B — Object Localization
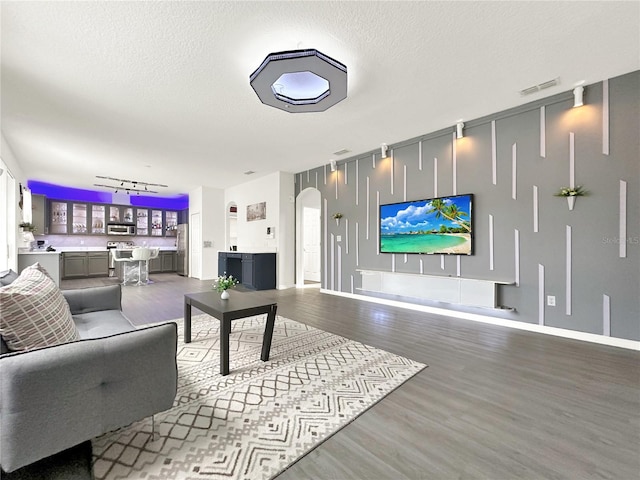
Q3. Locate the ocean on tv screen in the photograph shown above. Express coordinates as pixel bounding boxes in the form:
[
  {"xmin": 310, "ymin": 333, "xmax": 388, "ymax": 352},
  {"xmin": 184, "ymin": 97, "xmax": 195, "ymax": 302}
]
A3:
[{"xmin": 380, "ymin": 232, "xmax": 470, "ymax": 254}]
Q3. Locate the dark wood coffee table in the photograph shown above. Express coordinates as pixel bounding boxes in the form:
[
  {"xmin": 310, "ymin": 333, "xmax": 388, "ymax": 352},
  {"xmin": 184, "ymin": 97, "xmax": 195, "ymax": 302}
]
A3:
[{"xmin": 183, "ymin": 291, "xmax": 277, "ymax": 375}]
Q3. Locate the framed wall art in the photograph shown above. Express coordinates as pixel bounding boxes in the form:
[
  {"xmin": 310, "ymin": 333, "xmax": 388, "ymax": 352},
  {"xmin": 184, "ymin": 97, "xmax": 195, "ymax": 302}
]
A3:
[{"xmin": 247, "ymin": 202, "xmax": 266, "ymax": 222}]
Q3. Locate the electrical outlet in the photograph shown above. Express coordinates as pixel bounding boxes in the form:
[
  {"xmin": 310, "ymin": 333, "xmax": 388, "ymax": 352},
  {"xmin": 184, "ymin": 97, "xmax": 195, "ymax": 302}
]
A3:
[{"xmin": 547, "ymin": 295, "xmax": 556, "ymax": 306}]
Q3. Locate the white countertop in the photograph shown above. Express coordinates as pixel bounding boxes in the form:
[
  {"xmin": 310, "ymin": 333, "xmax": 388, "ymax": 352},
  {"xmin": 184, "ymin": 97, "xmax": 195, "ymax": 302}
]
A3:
[
  {"xmin": 18, "ymin": 250, "xmax": 61, "ymax": 255},
  {"xmin": 53, "ymin": 246, "xmax": 177, "ymax": 252}
]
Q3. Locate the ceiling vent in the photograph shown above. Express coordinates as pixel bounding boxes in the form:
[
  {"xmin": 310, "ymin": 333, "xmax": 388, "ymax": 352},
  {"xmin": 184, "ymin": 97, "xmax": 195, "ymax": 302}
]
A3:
[
  {"xmin": 332, "ymin": 148, "xmax": 351, "ymax": 156},
  {"xmin": 519, "ymin": 77, "xmax": 560, "ymax": 96}
]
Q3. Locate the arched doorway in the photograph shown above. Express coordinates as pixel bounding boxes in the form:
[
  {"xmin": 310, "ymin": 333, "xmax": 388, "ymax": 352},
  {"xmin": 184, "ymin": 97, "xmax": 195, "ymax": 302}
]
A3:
[{"xmin": 295, "ymin": 188, "xmax": 321, "ymax": 287}]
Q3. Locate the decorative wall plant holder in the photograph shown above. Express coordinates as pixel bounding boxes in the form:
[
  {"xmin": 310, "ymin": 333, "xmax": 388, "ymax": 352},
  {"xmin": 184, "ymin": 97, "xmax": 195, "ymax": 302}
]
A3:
[{"xmin": 555, "ymin": 186, "xmax": 587, "ymax": 211}]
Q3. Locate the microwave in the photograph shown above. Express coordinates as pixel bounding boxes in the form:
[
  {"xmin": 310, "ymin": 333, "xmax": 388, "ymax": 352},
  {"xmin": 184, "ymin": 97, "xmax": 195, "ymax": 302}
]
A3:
[{"xmin": 107, "ymin": 224, "xmax": 136, "ymax": 236}]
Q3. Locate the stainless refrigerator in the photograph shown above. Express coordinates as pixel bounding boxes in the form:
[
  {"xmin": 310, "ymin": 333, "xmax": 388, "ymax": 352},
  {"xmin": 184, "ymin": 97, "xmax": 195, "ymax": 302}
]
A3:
[{"xmin": 176, "ymin": 224, "xmax": 188, "ymax": 276}]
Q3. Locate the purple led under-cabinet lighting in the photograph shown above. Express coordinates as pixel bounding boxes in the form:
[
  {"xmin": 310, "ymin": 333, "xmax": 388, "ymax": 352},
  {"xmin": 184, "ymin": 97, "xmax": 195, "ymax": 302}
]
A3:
[{"xmin": 27, "ymin": 180, "xmax": 189, "ymax": 210}]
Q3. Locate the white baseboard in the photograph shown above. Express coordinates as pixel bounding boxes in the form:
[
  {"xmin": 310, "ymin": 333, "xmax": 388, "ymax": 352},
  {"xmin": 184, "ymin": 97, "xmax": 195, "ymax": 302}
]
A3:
[{"xmin": 320, "ymin": 289, "xmax": 640, "ymax": 351}]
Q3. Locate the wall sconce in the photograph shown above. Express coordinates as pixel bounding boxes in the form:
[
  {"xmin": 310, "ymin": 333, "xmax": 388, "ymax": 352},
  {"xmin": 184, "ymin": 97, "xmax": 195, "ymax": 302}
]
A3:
[
  {"xmin": 380, "ymin": 143, "xmax": 388, "ymax": 158},
  {"xmin": 330, "ymin": 160, "xmax": 337, "ymax": 172},
  {"xmin": 573, "ymin": 86, "xmax": 584, "ymax": 108},
  {"xmin": 456, "ymin": 122, "xmax": 465, "ymax": 139}
]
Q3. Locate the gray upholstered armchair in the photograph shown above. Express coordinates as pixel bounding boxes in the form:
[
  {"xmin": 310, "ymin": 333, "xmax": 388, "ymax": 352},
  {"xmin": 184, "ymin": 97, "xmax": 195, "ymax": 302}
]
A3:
[{"xmin": 0, "ymin": 284, "xmax": 178, "ymax": 473}]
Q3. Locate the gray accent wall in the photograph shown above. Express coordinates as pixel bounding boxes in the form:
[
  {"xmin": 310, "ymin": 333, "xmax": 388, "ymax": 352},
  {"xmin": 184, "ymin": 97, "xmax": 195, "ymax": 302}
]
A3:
[{"xmin": 295, "ymin": 71, "xmax": 639, "ymax": 341}]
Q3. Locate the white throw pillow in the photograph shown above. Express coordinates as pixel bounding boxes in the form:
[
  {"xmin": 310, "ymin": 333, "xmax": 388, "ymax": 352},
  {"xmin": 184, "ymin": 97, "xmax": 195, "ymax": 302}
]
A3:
[{"xmin": 0, "ymin": 263, "xmax": 79, "ymax": 351}]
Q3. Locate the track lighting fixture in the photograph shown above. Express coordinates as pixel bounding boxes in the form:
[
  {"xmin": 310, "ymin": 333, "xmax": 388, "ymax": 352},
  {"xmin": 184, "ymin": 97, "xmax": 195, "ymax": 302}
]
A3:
[
  {"xmin": 94, "ymin": 175, "xmax": 168, "ymax": 194},
  {"xmin": 573, "ymin": 86, "xmax": 584, "ymax": 108},
  {"xmin": 380, "ymin": 143, "xmax": 388, "ymax": 158},
  {"xmin": 456, "ymin": 122, "xmax": 465, "ymax": 139},
  {"xmin": 330, "ymin": 160, "xmax": 337, "ymax": 172}
]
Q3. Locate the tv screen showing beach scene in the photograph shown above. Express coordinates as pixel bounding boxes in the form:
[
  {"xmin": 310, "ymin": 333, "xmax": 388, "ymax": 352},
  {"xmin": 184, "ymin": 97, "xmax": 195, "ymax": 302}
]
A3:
[{"xmin": 379, "ymin": 194, "xmax": 473, "ymax": 255}]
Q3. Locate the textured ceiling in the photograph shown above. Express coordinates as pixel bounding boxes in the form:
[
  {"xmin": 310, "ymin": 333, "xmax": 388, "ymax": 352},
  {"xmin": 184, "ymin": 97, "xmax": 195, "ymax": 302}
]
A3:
[{"xmin": 1, "ymin": 1, "xmax": 638, "ymax": 196}]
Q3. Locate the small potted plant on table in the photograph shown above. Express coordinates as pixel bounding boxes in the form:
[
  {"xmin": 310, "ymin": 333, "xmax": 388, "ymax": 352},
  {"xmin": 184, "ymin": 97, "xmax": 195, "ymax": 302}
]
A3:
[{"xmin": 214, "ymin": 272, "xmax": 239, "ymax": 299}]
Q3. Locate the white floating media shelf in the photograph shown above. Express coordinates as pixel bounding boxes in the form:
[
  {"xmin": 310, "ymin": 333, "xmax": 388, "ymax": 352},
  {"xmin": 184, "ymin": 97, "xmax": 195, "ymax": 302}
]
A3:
[{"xmin": 357, "ymin": 269, "xmax": 512, "ymax": 309}]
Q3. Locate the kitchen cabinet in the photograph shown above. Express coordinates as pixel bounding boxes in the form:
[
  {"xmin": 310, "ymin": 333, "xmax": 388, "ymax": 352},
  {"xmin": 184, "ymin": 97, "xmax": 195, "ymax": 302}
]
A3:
[
  {"xmin": 32, "ymin": 194, "xmax": 47, "ymax": 236},
  {"xmin": 49, "ymin": 201, "xmax": 69, "ymax": 235},
  {"xmin": 45, "ymin": 200, "xmax": 183, "ymax": 237},
  {"xmin": 136, "ymin": 208, "xmax": 149, "ymax": 236},
  {"xmin": 87, "ymin": 252, "xmax": 109, "ymax": 277},
  {"xmin": 91, "ymin": 205, "xmax": 106, "ymax": 234},
  {"xmin": 149, "ymin": 251, "xmax": 176, "ymax": 273},
  {"xmin": 62, "ymin": 252, "xmax": 109, "ymax": 279},
  {"xmin": 109, "ymin": 206, "xmax": 134, "ymax": 224},
  {"xmin": 150, "ymin": 210, "xmax": 163, "ymax": 236},
  {"xmin": 149, "ymin": 256, "xmax": 162, "ymax": 273},
  {"xmin": 218, "ymin": 252, "xmax": 276, "ymax": 290},
  {"xmin": 71, "ymin": 203, "xmax": 88, "ymax": 234},
  {"xmin": 165, "ymin": 211, "xmax": 178, "ymax": 236},
  {"xmin": 161, "ymin": 251, "xmax": 176, "ymax": 271},
  {"xmin": 63, "ymin": 253, "xmax": 88, "ymax": 279}
]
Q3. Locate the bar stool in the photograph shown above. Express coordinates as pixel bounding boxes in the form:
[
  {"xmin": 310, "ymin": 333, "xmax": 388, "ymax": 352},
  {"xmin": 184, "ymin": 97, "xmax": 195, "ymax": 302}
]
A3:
[
  {"xmin": 147, "ymin": 248, "xmax": 160, "ymax": 284},
  {"xmin": 131, "ymin": 247, "xmax": 152, "ymax": 286}
]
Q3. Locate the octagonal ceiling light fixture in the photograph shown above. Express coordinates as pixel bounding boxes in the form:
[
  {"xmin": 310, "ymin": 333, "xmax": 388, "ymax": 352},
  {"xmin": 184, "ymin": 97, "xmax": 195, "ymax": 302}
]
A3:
[{"xmin": 250, "ymin": 49, "xmax": 347, "ymax": 113}]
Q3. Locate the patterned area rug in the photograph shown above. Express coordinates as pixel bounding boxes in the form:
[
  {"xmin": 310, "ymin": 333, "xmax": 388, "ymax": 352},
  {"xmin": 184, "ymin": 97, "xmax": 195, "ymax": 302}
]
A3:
[{"xmin": 92, "ymin": 314, "xmax": 426, "ymax": 479}]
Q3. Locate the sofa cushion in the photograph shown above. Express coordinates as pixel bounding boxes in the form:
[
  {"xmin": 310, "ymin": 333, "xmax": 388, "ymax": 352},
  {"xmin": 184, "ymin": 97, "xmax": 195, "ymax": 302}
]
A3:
[
  {"xmin": 0, "ymin": 263, "xmax": 79, "ymax": 351},
  {"xmin": 0, "ymin": 269, "xmax": 19, "ymax": 286},
  {"xmin": 73, "ymin": 310, "xmax": 135, "ymax": 340}
]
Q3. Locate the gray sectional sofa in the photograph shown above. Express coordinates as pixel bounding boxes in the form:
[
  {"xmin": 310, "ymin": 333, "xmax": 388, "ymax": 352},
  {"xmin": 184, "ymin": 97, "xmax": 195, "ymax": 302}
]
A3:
[{"xmin": 0, "ymin": 284, "xmax": 178, "ymax": 473}]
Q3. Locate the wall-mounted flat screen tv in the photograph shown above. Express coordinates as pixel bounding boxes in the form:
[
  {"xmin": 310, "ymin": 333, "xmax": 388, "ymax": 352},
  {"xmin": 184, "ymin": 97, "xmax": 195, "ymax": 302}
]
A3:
[{"xmin": 380, "ymin": 194, "xmax": 473, "ymax": 255}]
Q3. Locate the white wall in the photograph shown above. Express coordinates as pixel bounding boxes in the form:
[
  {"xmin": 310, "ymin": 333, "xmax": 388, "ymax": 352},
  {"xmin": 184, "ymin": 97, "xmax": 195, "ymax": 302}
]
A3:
[
  {"xmin": 188, "ymin": 186, "xmax": 225, "ymax": 280},
  {"xmin": 1, "ymin": 133, "xmax": 25, "ymax": 270},
  {"xmin": 225, "ymin": 172, "xmax": 295, "ymax": 289}
]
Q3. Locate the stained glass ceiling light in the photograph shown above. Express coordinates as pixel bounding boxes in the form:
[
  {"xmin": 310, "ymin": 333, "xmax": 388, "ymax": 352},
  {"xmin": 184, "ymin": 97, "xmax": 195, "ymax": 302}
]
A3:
[{"xmin": 250, "ymin": 49, "xmax": 347, "ymax": 113}]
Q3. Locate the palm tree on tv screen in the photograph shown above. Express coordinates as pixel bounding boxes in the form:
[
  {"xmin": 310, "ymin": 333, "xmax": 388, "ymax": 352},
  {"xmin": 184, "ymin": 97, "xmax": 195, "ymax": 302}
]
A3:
[{"xmin": 427, "ymin": 199, "xmax": 471, "ymax": 232}]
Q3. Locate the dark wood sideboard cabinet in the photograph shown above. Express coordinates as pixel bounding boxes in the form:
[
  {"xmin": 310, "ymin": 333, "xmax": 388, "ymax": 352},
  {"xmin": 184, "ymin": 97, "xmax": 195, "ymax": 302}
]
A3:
[{"xmin": 218, "ymin": 252, "xmax": 276, "ymax": 290}]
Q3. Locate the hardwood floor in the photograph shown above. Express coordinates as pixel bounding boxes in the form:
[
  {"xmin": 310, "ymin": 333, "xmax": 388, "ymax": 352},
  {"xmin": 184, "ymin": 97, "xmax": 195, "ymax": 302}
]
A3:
[{"xmin": 62, "ymin": 274, "xmax": 640, "ymax": 479}]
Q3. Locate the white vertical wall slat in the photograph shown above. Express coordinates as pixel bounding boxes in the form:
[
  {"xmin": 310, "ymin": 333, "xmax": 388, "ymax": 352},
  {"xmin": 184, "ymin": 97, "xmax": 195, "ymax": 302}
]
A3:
[
  {"xmin": 489, "ymin": 214, "xmax": 495, "ymax": 270},
  {"xmin": 355, "ymin": 221, "xmax": 359, "ymax": 267},
  {"xmin": 569, "ymin": 132, "xmax": 575, "ymax": 189},
  {"xmin": 539, "ymin": 264, "xmax": 545, "ymax": 325},
  {"xmin": 512, "ymin": 143, "xmax": 517, "ymax": 200},
  {"xmin": 452, "ymin": 132, "xmax": 457, "ymax": 195},
  {"xmin": 491, "ymin": 120, "xmax": 497, "ymax": 185},
  {"xmin": 337, "ymin": 244, "xmax": 342, "ymax": 292},
  {"xmin": 603, "ymin": 79, "xmax": 610, "ymax": 155},
  {"xmin": 366, "ymin": 177, "xmax": 370, "ymax": 240},
  {"xmin": 376, "ymin": 190, "xmax": 380, "ymax": 256},
  {"xmin": 330, "ymin": 233, "xmax": 335, "ymax": 290},
  {"xmin": 533, "ymin": 185, "xmax": 539, "ymax": 233},
  {"xmin": 540, "ymin": 106, "xmax": 546, "ymax": 158},
  {"xmin": 355, "ymin": 159, "xmax": 359, "ymax": 206},
  {"xmin": 603, "ymin": 294, "xmax": 611, "ymax": 336},
  {"xmin": 620, "ymin": 180, "xmax": 627, "ymax": 258},
  {"xmin": 515, "ymin": 229, "xmax": 520, "ymax": 287},
  {"xmin": 566, "ymin": 225, "xmax": 572, "ymax": 316},
  {"xmin": 324, "ymin": 198, "xmax": 328, "ymax": 288},
  {"xmin": 345, "ymin": 218, "xmax": 349, "ymax": 255}
]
